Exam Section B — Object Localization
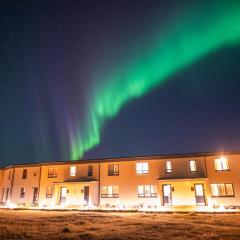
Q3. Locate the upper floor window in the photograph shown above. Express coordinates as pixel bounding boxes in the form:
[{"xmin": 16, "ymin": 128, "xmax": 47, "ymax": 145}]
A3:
[
  {"xmin": 136, "ymin": 162, "xmax": 149, "ymax": 174},
  {"xmin": 214, "ymin": 157, "xmax": 229, "ymax": 171},
  {"xmin": 8, "ymin": 171, "xmax": 11, "ymax": 180},
  {"xmin": 70, "ymin": 166, "xmax": 76, "ymax": 177},
  {"xmin": 48, "ymin": 167, "xmax": 58, "ymax": 178},
  {"xmin": 101, "ymin": 186, "xmax": 119, "ymax": 198},
  {"xmin": 189, "ymin": 160, "xmax": 197, "ymax": 172},
  {"xmin": 165, "ymin": 161, "xmax": 172, "ymax": 173},
  {"xmin": 22, "ymin": 169, "xmax": 27, "ymax": 179},
  {"xmin": 108, "ymin": 164, "xmax": 119, "ymax": 176},
  {"xmin": 20, "ymin": 187, "xmax": 25, "ymax": 198},
  {"xmin": 210, "ymin": 183, "xmax": 234, "ymax": 197},
  {"xmin": 88, "ymin": 165, "xmax": 93, "ymax": 176},
  {"xmin": 46, "ymin": 187, "xmax": 53, "ymax": 198},
  {"xmin": 138, "ymin": 185, "xmax": 157, "ymax": 198}
]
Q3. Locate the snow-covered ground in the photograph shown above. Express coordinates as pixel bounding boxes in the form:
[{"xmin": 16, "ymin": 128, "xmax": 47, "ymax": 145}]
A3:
[{"xmin": 0, "ymin": 209, "xmax": 240, "ymax": 239}]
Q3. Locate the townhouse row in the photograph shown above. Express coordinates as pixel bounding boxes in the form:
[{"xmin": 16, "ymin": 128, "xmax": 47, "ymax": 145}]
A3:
[{"xmin": 0, "ymin": 152, "xmax": 240, "ymax": 210}]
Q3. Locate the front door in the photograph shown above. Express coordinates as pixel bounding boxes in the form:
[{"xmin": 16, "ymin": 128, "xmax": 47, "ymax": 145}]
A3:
[
  {"xmin": 194, "ymin": 184, "xmax": 206, "ymax": 206},
  {"xmin": 84, "ymin": 186, "xmax": 89, "ymax": 204},
  {"xmin": 60, "ymin": 187, "xmax": 67, "ymax": 204},
  {"xmin": 162, "ymin": 184, "xmax": 172, "ymax": 205},
  {"xmin": 32, "ymin": 187, "xmax": 38, "ymax": 204}
]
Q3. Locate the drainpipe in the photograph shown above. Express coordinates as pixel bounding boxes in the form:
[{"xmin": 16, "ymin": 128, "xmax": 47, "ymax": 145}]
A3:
[
  {"xmin": 38, "ymin": 165, "xmax": 42, "ymax": 205},
  {"xmin": 9, "ymin": 168, "xmax": 15, "ymax": 202},
  {"xmin": 98, "ymin": 162, "xmax": 101, "ymax": 207}
]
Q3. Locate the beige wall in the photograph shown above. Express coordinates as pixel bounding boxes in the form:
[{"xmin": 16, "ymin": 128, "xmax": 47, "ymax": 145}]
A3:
[
  {"xmin": 38, "ymin": 163, "xmax": 100, "ymax": 206},
  {"xmin": 11, "ymin": 166, "xmax": 40, "ymax": 204},
  {"xmin": 206, "ymin": 154, "xmax": 240, "ymax": 206},
  {"xmin": 0, "ymin": 167, "xmax": 14, "ymax": 203}
]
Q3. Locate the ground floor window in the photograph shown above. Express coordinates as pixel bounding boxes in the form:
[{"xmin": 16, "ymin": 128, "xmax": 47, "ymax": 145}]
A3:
[
  {"xmin": 138, "ymin": 185, "xmax": 157, "ymax": 197},
  {"xmin": 210, "ymin": 183, "xmax": 234, "ymax": 197},
  {"xmin": 101, "ymin": 186, "xmax": 119, "ymax": 198}
]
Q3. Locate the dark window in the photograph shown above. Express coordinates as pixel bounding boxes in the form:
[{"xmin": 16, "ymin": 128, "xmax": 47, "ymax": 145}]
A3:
[
  {"xmin": 48, "ymin": 167, "xmax": 58, "ymax": 178},
  {"xmin": 88, "ymin": 165, "xmax": 93, "ymax": 176},
  {"xmin": 22, "ymin": 169, "xmax": 27, "ymax": 179},
  {"xmin": 20, "ymin": 188, "xmax": 25, "ymax": 198},
  {"xmin": 108, "ymin": 164, "xmax": 119, "ymax": 176}
]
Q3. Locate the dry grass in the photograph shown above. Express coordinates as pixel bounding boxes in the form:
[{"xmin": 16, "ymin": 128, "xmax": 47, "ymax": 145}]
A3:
[{"xmin": 0, "ymin": 209, "xmax": 240, "ymax": 239}]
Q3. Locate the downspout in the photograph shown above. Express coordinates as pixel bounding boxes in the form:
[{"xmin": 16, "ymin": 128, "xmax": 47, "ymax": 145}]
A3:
[
  {"xmin": 9, "ymin": 168, "xmax": 15, "ymax": 202},
  {"xmin": 38, "ymin": 165, "xmax": 42, "ymax": 205},
  {"xmin": 98, "ymin": 162, "xmax": 101, "ymax": 207}
]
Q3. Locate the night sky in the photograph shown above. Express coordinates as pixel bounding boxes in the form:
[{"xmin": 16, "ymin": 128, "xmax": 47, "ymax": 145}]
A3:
[{"xmin": 1, "ymin": 0, "xmax": 240, "ymax": 167}]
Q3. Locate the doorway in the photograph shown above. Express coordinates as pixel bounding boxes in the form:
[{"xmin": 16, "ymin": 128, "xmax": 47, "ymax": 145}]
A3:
[
  {"xmin": 32, "ymin": 187, "xmax": 38, "ymax": 204},
  {"xmin": 194, "ymin": 184, "xmax": 206, "ymax": 206},
  {"xmin": 60, "ymin": 187, "xmax": 67, "ymax": 204},
  {"xmin": 162, "ymin": 184, "xmax": 172, "ymax": 205},
  {"xmin": 84, "ymin": 186, "xmax": 89, "ymax": 204}
]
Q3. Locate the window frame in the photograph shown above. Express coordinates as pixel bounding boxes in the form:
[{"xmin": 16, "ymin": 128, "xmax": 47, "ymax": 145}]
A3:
[
  {"xmin": 137, "ymin": 185, "xmax": 157, "ymax": 198},
  {"xmin": 69, "ymin": 166, "xmax": 76, "ymax": 177},
  {"xmin": 101, "ymin": 185, "xmax": 119, "ymax": 198},
  {"xmin": 165, "ymin": 160, "xmax": 172, "ymax": 173},
  {"xmin": 136, "ymin": 162, "xmax": 149, "ymax": 175},
  {"xmin": 108, "ymin": 164, "xmax": 119, "ymax": 176},
  {"xmin": 22, "ymin": 169, "xmax": 27, "ymax": 179},
  {"xmin": 88, "ymin": 165, "xmax": 93, "ymax": 177},
  {"xmin": 189, "ymin": 160, "xmax": 197, "ymax": 172},
  {"xmin": 48, "ymin": 167, "xmax": 58, "ymax": 178},
  {"xmin": 46, "ymin": 187, "xmax": 53, "ymax": 198},
  {"xmin": 210, "ymin": 183, "xmax": 234, "ymax": 197},
  {"xmin": 214, "ymin": 157, "xmax": 230, "ymax": 171}
]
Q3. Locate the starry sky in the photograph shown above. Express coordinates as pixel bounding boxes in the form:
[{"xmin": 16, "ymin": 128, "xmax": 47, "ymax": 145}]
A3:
[{"xmin": 0, "ymin": 0, "xmax": 240, "ymax": 167}]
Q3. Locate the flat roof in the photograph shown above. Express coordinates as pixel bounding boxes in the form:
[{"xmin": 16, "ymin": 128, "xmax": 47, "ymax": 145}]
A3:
[{"xmin": 1, "ymin": 150, "xmax": 240, "ymax": 170}]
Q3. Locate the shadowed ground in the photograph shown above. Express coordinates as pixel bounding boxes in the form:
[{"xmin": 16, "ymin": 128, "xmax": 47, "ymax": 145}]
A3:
[{"xmin": 0, "ymin": 209, "xmax": 240, "ymax": 239}]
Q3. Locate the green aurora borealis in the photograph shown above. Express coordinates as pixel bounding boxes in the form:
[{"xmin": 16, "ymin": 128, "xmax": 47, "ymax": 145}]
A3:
[{"xmin": 70, "ymin": 1, "xmax": 240, "ymax": 160}]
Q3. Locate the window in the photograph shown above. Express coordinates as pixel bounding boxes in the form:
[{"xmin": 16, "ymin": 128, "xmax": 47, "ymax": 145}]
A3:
[
  {"xmin": 214, "ymin": 157, "xmax": 229, "ymax": 171},
  {"xmin": 108, "ymin": 164, "xmax": 119, "ymax": 176},
  {"xmin": 1, "ymin": 188, "xmax": 4, "ymax": 202},
  {"xmin": 20, "ymin": 188, "xmax": 25, "ymax": 198},
  {"xmin": 136, "ymin": 162, "xmax": 149, "ymax": 174},
  {"xmin": 165, "ymin": 161, "xmax": 172, "ymax": 173},
  {"xmin": 46, "ymin": 187, "xmax": 53, "ymax": 198},
  {"xmin": 48, "ymin": 167, "xmax": 58, "ymax": 178},
  {"xmin": 101, "ymin": 186, "xmax": 119, "ymax": 198},
  {"xmin": 88, "ymin": 165, "xmax": 93, "ymax": 176},
  {"xmin": 138, "ymin": 185, "xmax": 157, "ymax": 198},
  {"xmin": 210, "ymin": 183, "xmax": 234, "ymax": 197},
  {"xmin": 189, "ymin": 160, "xmax": 197, "ymax": 172},
  {"xmin": 22, "ymin": 169, "xmax": 27, "ymax": 179},
  {"xmin": 8, "ymin": 171, "xmax": 11, "ymax": 180},
  {"xmin": 70, "ymin": 166, "xmax": 76, "ymax": 177}
]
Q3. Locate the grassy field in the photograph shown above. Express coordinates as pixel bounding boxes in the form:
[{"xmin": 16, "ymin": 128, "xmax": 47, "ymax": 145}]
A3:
[{"xmin": 0, "ymin": 209, "xmax": 240, "ymax": 239}]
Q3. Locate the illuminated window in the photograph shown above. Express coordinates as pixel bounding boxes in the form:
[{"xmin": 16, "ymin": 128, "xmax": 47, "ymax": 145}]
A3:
[
  {"xmin": 46, "ymin": 187, "xmax": 52, "ymax": 198},
  {"xmin": 48, "ymin": 167, "xmax": 58, "ymax": 178},
  {"xmin": 136, "ymin": 162, "xmax": 149, "ymax": 174},
  {"xmin": 88, "ymin": 165, "xmax": 93, "ymax": 176},
  {"xmin": 101, "ymin": 186, "xmax": 119, "ymax": 198},
  {"xmin": 210, "ymin": 183, "xmax": 234, "ymax": 197},
  {"xmin": 138, "ymin": 185, "xmax": 157, "ymax": 198},
  {"xmin": 20, "ymin": 188, "xmax": 25, "ymax": 198},
  {"xmin": 22, "ymin": 169, "xmax": 27, "ymax": 179},
  {"xmin": 108, "ymin": 164, "xmax": 119, "ymax": 176},
  {"xmin": 165, "ymin": 161, "xmax": 172, "ymax": 173},
  {"xmin": 190, "ymin": 160, "xmax": 197, "ymax": 172},
  {"xmin": 214, "ymin": 157, "xmax": 229, "ymax": 171},
  {"xmin": 70, "ymin": 166, "xmax": 76, "ymax": 176}
]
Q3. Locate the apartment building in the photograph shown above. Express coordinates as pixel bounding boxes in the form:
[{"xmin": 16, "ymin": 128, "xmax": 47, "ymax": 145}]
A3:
[{"xmin": 0, "ymin": 152, "xmax": 239, "ymax": 210}]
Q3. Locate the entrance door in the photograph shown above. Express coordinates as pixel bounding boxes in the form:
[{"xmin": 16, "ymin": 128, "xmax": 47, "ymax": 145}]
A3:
[
  {"xmin": 60, "ymin": 187, "xmax": 67, "ymax": 204},
  {"xmin": 84, "ymin": 186, "xmax": 89, "ymax": 204},
  {"xmin": 194, "ymin": 184, "xmax": 206, "ymax": 206},
  {"xmin": 32, "ymin": 187, "xmax": 38, "ymax": 204},
  {"xmin": 162, "ymin": 184, "xmax": 172, "ymax": 205}
]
